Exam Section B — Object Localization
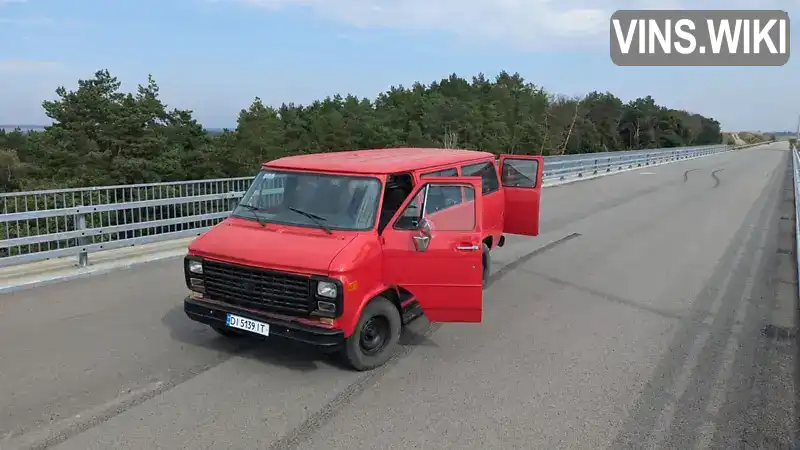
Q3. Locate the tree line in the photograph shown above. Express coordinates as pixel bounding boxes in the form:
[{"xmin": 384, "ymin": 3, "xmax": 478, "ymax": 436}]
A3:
[{"xmin": 0, "ymin": 69, "xmax": 725, "ymax": 192}]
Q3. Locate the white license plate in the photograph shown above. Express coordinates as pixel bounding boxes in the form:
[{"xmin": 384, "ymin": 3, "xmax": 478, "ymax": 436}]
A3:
[{"xmin": 225, "ymin": 314, "xmax": 270, "ymax": 336}]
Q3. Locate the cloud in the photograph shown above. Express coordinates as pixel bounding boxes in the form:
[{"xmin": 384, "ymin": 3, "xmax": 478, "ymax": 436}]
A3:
[
  {"xmin": 226, "ymin": 0, "xmax": 798, "ymax": 50},
  {"xmin": 0, "ymin": 60, "xmax": 64, "ymax": 73}
]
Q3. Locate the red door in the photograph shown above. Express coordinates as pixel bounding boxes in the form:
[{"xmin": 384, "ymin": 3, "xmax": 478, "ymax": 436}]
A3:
[
  {"xmin": 381, "ymin": 176, "xmax": 484, "ymax": 322},
  {"xmin": 499, "ymin": 155, "xmax": 544, "ymax": 236}
]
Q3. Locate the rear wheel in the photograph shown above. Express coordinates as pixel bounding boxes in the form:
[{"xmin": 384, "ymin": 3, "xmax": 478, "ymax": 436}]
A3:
[{"xmin": 342, "ymin": 296, "xmax": 401, "ymax": 371}]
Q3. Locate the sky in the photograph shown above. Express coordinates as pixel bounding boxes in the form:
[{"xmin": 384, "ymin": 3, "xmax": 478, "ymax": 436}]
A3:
[{"xmin": 0, "ymin": 0, "xmax": 797, "ymax": 132}]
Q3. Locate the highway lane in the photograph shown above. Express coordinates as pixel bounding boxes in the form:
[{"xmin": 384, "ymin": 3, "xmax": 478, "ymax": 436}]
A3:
[{"xmin": 0, "ymin": 142, "xmax": 796, "ymax": 449}]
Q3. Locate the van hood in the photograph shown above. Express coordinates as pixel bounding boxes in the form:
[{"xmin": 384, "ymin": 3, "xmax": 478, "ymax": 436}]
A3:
[{"xmin": 188, "ymin": 218, "xmax": 356, "ymax": 274}]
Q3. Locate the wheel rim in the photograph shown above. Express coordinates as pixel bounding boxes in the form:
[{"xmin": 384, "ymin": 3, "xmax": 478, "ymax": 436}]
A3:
[{"xmin": 360, "ymin": 316, "xmax": 391, "ymax": 356}]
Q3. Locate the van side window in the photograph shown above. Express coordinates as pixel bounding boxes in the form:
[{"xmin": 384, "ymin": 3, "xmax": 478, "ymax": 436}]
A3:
[
  {"xmin": 502, "ymin": 159, "xmax": 539, "ymax": 188},
  {"xmin": 422, "ymin": 168, "xmax": 458, "ymax": 178},
  {"xmin": 420, "ymin": 168, "xmax": 461, "ymax": 212},
  {"xmin": 461, "ymin": 161, "xmax": 499, "ymax": 200}
]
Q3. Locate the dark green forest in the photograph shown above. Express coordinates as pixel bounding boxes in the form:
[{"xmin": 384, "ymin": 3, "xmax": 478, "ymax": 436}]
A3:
[{"xmin": 0, "ymin": 69, "xmax": 724, "ymax": 192}]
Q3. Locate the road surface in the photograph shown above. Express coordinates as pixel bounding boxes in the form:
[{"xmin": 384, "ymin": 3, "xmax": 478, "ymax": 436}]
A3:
[{"xmin": 0, "ymin": 142, "xmax": 797, "ymax": 449}]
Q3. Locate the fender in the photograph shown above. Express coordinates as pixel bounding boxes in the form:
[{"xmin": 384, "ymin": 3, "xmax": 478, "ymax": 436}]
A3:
[
  {"xmin": 339, "ymin": 283, "xmax": 399, "ymax": 336},
  {"xmin": 328, "ymin": 233, "xmax": 385, "ymax": 336}
]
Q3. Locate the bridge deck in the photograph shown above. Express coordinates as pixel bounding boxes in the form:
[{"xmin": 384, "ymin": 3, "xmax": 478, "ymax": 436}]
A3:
[{"xmin": 1, "ymin": 143, "xmax": 796, "ymax": 449}]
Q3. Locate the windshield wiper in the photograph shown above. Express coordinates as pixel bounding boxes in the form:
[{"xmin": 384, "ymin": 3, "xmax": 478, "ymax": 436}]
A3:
[
  {"xmin": 237, "ymin": 204, "xmax": 268, "ymax": 227},
  {"xmin": 288, "ymin": 207, "xmax": 332, "ymax": 234}
]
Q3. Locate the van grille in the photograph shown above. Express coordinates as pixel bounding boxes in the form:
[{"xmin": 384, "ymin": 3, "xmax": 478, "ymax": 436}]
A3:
[{"xmin": 203, "ymin": 260, "xmax": 313, "ymax": 315}]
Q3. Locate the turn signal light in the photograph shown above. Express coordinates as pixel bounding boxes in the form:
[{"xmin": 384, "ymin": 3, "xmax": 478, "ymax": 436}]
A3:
[{"xmin": 316, "ymin": 301, "xmax": 336, "ymax": 313}]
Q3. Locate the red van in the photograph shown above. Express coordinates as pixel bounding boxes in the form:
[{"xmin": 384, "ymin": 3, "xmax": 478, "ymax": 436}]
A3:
[{"xmin": 183, "ymin": 148, "xmax": 543, "ymax": 370}]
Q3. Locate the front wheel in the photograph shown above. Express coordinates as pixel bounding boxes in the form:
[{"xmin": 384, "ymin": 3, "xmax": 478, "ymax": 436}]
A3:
[{"xmin": 342, "ymin": 296, "xmax": 401, "ymax": 371}]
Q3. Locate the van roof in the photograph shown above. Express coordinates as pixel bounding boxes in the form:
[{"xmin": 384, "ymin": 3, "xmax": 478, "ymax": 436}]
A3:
[{"xmin": 263, "ymin": 147, "xmax": 495, "ymax": 175}]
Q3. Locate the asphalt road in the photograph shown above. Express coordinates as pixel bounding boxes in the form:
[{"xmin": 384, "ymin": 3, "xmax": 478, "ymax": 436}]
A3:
[{"xmin": 1, "ymin": 143, "xmax": 797, "ymax": 449}]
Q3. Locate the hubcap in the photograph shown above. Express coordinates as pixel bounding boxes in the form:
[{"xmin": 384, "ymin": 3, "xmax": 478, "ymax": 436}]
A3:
[{"xmin": 360, "ymin": 316, "xmax": 390, "ymax": 356}]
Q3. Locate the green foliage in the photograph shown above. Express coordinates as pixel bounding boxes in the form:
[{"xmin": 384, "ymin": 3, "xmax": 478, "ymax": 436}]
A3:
[
  {"xmin": 789, "ymin": 138, "xmax": 797, "ymax": 150},
  {"xmin": 0, "ymin": 69, "xmax": 724, "ymax": 193}
]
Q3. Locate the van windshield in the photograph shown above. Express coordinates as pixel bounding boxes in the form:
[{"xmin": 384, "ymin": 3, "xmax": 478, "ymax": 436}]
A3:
[{"xmin": 232, "ymin": 169, "xmax": 383, "ymax": 231}]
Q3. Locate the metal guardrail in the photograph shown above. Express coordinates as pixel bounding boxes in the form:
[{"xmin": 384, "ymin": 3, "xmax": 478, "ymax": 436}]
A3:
[
  {"xmin": 0, "ymin": 143, "xmax": 759, "ymax": 268},
  {"xmin": 542, "ymin": 144, "xmax": 730, "ymax": 183},
  {"xmin": 792, "ymin": 148, "xmax": 800, "ymax": 311}
]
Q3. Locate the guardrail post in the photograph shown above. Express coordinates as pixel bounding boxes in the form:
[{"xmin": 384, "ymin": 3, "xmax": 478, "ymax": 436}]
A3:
[{"xmin": 76, "ymin": 212, "xmax": 89, "ymax": 267}]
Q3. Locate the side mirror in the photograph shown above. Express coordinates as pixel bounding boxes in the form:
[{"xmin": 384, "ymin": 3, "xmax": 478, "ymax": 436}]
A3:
[{"xmin": 411, "ymin": 218, "xmax": 432, "ymax": 252}]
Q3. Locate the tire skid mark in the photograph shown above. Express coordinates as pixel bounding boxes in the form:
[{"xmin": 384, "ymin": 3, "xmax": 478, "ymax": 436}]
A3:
[
  {"xmin": 486, "ymin": 233, "xmax": 581, "ymax": 288},
  {"xmin": 542, "ymin": 183, "xmax": 673, "ymax": 231},
  {"xmin": 664, "ymin": 163, "xmax": 781, "ymax": 448},
  {"xmin": 544, "ymin": 155, "xmax": 734, "ymax": 232},
  {"xmin": 697, "ymin": 158, "xmax": 795, "ymax": 448},
  {"xmin": 647, "ymin": 206, "xmax": 761, "ymax": 449},
  {"xmin": 608, "ymin": 156, "xmax": 785, "ymax": 449},
  {"xmin": 519, "ymin": 269, "xmax": 704, "ymax": 324},
  {"xmin": 647, "ymin": 329, "xmax": 712, "ymax": 449},
  {"xmin": 269, "ymin": 233, "xmax": 581, "ymax": 450},
  {"xmin": 694, "ymin": 237, "xmax": 767, "ymax": 449},
  {"xmin": 5, "ymin": 348, "xmax": 251, "ymax": 450},
  {"xmin": 712, "ymin": 169, "xmax": 724, "ymax": 188},
  {"xmin": 669, "ymin": 158, "xmax": 784, "ymax": 448}
]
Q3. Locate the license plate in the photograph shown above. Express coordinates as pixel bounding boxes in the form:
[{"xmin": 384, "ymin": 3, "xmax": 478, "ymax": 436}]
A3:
[{"xmin": 225, "ymin": 313, "xmax": 270, "ymax": 337}]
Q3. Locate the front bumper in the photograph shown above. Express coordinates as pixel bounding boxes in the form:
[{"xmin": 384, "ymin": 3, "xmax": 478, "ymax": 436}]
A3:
[{"xmin": 184, "ymin": 296, "xmax": 345, "ymax": 349}]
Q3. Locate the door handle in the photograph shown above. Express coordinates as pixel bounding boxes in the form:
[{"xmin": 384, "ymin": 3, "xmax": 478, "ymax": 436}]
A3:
[{"xmin": 456, "ymin": 244, "xmax": 480, "ymax": 251}]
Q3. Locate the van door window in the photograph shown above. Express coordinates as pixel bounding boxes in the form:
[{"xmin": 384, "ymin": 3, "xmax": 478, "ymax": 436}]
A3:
[
  {"xmin": 498, "ymin": 155, "xmax": 543, "ymax": 236},
  {"xmin": 394, "ymin": 183, "xmax": 476, "ymax": 231},
  {"xmin": 394, "ymin": 189, "xmax": 425, "ymax": 230},
  {"xmin": 420, "ymin": 168, "xmax": 461, "ymax": 212},
  {"xmin": 461, "ymin": 161, "xmax": 500, "ymax": 200},
  {"xmin": 501, "ymin": 159, "xmax": 539, "ymax": 187}
]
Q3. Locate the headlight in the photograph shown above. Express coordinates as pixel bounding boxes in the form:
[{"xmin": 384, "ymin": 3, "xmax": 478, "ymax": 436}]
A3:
[
  {"xmin": 316, "ymin": 281, "xmax": 337, "ymax": 298},
  {"xmin": 188, "ymin": 260, "xmax": 203, "ymax": 274}
]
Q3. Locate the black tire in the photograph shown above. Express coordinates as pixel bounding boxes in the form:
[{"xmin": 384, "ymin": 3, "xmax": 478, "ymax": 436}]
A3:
[
  {"xmin": 342, "ymin": 296, "xmax": 402, "ymax": 371},
  {"xmin": 482, "ymin": 242, "xmax": 491, "ymax": 288},
  {"xmin": 211, "ymin": 325, "xmax": 242, "ymax": 338}
]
